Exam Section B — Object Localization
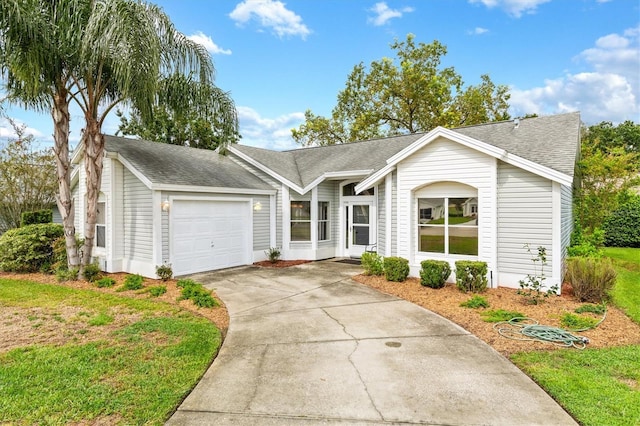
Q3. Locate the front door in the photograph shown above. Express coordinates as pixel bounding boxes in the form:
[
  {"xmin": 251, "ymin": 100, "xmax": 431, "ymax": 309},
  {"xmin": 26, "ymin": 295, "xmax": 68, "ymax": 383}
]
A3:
[{"xmin": 345, "ymin": 202, "xmax": 374, "ymax": 257}]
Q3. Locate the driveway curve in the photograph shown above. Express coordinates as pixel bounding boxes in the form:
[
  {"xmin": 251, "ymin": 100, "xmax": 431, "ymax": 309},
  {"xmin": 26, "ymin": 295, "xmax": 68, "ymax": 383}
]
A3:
[{"xmin": 167, "ymin": 259, "xmax": 576, "ymax": 425}]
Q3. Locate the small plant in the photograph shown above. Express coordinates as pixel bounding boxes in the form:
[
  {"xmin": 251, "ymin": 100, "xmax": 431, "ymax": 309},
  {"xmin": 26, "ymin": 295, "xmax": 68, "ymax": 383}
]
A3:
[
  {"xmin": 122, "ymin": 274, "xmax": 144, "ymax": 291},
  {"xmin": 88, "ymin": 311, "xmax": 114, "ymax": 327},
  {"xmin": 419, "ymin": 260, "xmax": 451, "ymax": 289},
  {"xmin": 560, "ymin": 312, "xmax": 599, "ymax": 330},
  {"xmin": 148, "ymin": 285, "xmax": 167, "ymax": 297},
  {"xmin": 95, "ymin": 277, "xmax": 116, "ymax": 288},
  {"xmin": 460, "ymin": 295, "xmax": 490, "ymax": 309},
  {"xmin": 383, "ymin": 257, "xmax": 410, "ymax": 282},
  {"xmin": 454, "ymin": 260, "xmax": 488, "ymax": 293},
  {"xmin": 575, "ymin": 303, "xmax": 606, "ymax": 315},
  {"xmin": 83, "ymin": 261, "xmax": 102, "ymax": 282},
  {"xmin": 56, "ymin": 267, "xmax": 79, "ymax": 282},
  {"xmin": 517, "ymin": 244, "xmax": 558, "ymax": 304},
  {"xmin": 566, "ymin": 257, "xmax": 616, "ymax": 303},
  {"xmin": 361, "ymin": 252, "xmax": 384, "ymax": 276},
  {"xmin": 480, "ymin": 309, "xmax": 525, "ymax": 323},
  {"xmin": 265, "ymin": 247, "xmax": 281, "ymax": 263},
  {"xmin": 177, "ymin": 278, "xmax": 218, "ymax": 308},
  {"xmin": 155, "ymin": 263, "xmax": 173, "ymax": 281}
]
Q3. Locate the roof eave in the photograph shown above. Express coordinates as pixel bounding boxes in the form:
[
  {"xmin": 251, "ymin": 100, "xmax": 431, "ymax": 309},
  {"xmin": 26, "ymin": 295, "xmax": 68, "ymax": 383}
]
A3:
[{"xmin": 229, "ymin": 146, "xmax": 304, "ymax": 194}]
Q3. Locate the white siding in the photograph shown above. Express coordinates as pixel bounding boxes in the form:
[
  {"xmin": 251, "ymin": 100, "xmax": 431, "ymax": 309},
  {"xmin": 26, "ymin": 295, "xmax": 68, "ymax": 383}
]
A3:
[
  {"xmin": 317, "ymin": 181, "xmax": 338, "ymax": 249},
  {"xmin": 560, "ymin": 183, "xmax": 573, "ymax": 277},
  {"xmin": 397, "ymin": 137, "xmax": 495, "ymax": 272},
  {"xmin": 161, "ymin": 192, "xmax": 170, "ymax": 263},
  {"xmin": 497, "ymin": 162, "xmax": 553, "ymax": 275},
  {"xmin": 377, "ymin": 181, "xmax": 386, "ymax": 254},
  {"xmin": 252, "ymin": 194, "xmax": 270, "ymax": 250},
  {"xmin": 123, "ymin": 168, "xmax": 153, "ymax": 261},
  {"xmin": 391, "ymin": 171, "xmax": 397, "ymax": 256}
]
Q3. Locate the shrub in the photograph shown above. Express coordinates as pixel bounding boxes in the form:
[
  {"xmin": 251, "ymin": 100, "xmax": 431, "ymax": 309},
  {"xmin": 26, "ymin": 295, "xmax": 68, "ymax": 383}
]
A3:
[
  {"xmin": 0, "ymin": 223, "xmax": 64, "ymax": 272},
  {"xmin": 460, "ymin": 295, "xmax": 490, "ymax": 309},
  {"xmin": 95, "ymin": 277, "xmax": 116, "ymax": 288},
  {"xmin": 122, "ymin": 274, "xmax": 144, "ymax": 291},
  {"xmin": 148, "ymin": 285, "xmax": 167, "ymax": 297},
  {"xmin": 265, "ymin": 247, "xmax": 281, "ymax": 263},
  {"xmin": 454, "ymin": 260, "xmax": 488, "ymax": 293},
  {"xmin": 575, "ymin": 303, "xmax": 606, "ymax": 315},
  {"xmin": 568, "ymin": 224, "xmax": 604, "ymax": 258},
  {"xmin": 480, "ymin": 309, "xmax": 525, "ymax": 323},
  {"xmin": 21, "ymin": 209, "xmax": 53, "ymax": 226},
  {"xmin": 603, "ymin": 196, "xmax": 640, "ymax": 247},
  {"xmin": 361, "ymin": 252, "xmax": 384, "ymax": 276},
  {"xmin": 419, "ymin": 260, "xmax": 451, "ymax": 288},
  {"xmin": 83, "ymin": 261, "xmax": 102, "ymax": 282},
  {"xmin": 560, "ymin": 313, "xmax": 599, "ymax": 330},
  {"xmin": 177, "ymin": 279, "xmax": 218, "ymax": 308},
  {"xmin": 56, "ymin": 267, "xmax": 79, "ymax": 282},
  {"xmin": 517, "ymin": 245, "xmax": 558, "ymax": 304},
  {"xmin": 155, "ymin": 263, "xmax": 173, "ymax": 281},
  {"xmin": 566, "ymin": 257, "xmax": 617, "ymax": 303},
  {"xmin": 383, "ymin": 257, "xmax": 409, "ymax": 282},
  {"xmin": 50, "ymin": 235, "xmax": 84, "ymax": 271}
]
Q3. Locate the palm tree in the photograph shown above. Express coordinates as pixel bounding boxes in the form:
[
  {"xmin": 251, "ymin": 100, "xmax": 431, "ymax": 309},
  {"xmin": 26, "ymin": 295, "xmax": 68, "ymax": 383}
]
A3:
[{"xmin": 1, "ymin": 0, "xmax": 238, "ymax": 269}]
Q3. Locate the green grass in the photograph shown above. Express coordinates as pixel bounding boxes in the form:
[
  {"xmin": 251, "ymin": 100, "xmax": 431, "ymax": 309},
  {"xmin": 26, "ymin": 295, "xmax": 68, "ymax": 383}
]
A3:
[
  {"xmin": 460, "ymin": 295, "xmax": 490, "ymax": 309},
  {"xmin": 512, "ymin": 346, "xmax": 640, "ymax": 426},
  {"xmin": 480, "ymin": 309, "xmax": 525, "ymax": 322},
  {"xmin": 420, "ymin": 235, "xmax": 478, "ymax": 255},
  {"xmin": 604, "ymin": 247, "xmax": 640, "ymax": 324},
  {"xmin": 510, "ymin": 247, "xmax": 640, "ymax": 426},
  {"xmin": 0, "ymin": 279, "xmax": 221, "ymax": 425}
]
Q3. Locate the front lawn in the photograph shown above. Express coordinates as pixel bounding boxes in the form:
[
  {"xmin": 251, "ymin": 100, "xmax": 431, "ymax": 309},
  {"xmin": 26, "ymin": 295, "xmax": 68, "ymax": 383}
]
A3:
[
  {"xmin": 0, "ymin": 279, "xmax": 222, "ymax": 425},
  {"xmin": 511, "ymin": 247, "xmax": 640, "ymax": 426}
]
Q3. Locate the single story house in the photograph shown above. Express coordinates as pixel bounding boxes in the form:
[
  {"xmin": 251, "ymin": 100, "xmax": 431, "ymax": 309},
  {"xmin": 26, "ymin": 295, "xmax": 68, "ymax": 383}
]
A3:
[{"xmin": 70, "ymin": 112, "xmax": 581, "ymax": 289}]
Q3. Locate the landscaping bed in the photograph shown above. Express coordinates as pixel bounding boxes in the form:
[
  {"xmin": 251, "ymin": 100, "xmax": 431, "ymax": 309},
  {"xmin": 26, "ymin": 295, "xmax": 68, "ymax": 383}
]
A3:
[{"xmin": 353, "ymin": 274, "xmax": 640, "ymax": 357}]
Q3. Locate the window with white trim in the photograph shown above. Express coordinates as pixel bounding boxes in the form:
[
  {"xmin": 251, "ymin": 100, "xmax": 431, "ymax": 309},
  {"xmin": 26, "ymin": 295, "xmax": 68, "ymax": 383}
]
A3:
[
  {"xmin": 318, "ymin": 201, "xmax": 330, "ymax": 241},
  {"xmin": 290, "ymin": 201, "xmax": 311, "ymax": 241},
  {"xmin": 417, "ymin": 196, "xmax": 478, "ymax": 256},
  {"xmin": 96, "ymin": 201, "xmax": 106, "ymax": 248}
]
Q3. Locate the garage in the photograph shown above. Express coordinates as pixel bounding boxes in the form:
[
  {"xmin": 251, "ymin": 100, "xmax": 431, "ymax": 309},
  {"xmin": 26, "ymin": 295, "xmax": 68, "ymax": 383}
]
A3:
[{"xmin": 171, "ymin": 199, "xmax": 252, "ymax": 276}]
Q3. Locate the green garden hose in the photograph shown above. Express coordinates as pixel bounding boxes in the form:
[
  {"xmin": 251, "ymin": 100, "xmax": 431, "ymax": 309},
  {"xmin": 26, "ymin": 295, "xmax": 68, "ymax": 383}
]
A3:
[{"xmin": 493, "ymin": 306, "xmax": 607, "ymax": 350}]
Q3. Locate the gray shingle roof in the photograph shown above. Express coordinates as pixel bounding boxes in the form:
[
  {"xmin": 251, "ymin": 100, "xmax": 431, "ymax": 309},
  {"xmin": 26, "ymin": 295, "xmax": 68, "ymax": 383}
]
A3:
[
  {"xmin": 234, "ymin": 112, "xmax": 580, "ymax": 188},
  {"xmin": 104, "ymin": 136, "xmax": 273, "ymax": 191}
]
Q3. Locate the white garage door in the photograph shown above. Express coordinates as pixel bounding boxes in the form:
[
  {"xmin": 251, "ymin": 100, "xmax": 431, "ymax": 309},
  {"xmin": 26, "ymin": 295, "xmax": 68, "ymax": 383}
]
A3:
[{"xmin": 171, "ymin": 199, "xmax": 251, "ymax": 276}]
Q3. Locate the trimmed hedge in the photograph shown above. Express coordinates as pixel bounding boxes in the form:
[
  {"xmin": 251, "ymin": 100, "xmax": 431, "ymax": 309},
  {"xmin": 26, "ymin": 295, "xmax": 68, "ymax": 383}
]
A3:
[
  {"xmin": 383, "ymin": 257, "xmax": 410, "ymax": 282},
  {"xmin": 420, "ymin": 260, "xmax": 451, "ymax": 289},
  {"xmin": 454, "ymin": 260, "xmax": 488, "ymax": 293},
  {"xmin": 21, "ymin": 209, "xmax": 53, "ymax": 226},
  {"xmin": 603, "ymin": 196, "xmax": 640, "ymax": 247},
  {"xmin": 0, "ymin": 223, "xmax": 64, "ymax": 272}
]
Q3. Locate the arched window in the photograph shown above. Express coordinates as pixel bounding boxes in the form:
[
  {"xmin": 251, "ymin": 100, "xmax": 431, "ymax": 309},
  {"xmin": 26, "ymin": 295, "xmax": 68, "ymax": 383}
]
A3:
[{"xmin": 416, "ymin": 182, "xmax": 478, "ymax": 256}]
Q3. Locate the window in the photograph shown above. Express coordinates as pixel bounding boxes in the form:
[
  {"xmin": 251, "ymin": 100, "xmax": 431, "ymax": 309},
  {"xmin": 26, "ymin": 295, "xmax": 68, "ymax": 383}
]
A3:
[
  {"xmin": 342, "ymin": 183, "xmax": 374, "ymax": 196},
  {"xmin": 290, "ymin": 201, "xmax": 311, "ymax": 241},
  {"xmin": 417, "ymin": 196, "xmax": 478, "ymax": 256},
  {"xmin": 96, "ymin": 201, "xmax": 106, "ymax": 248},
  {"xmin": 318, "ymin": 202, "xmax": 330, "ymax": 241}
]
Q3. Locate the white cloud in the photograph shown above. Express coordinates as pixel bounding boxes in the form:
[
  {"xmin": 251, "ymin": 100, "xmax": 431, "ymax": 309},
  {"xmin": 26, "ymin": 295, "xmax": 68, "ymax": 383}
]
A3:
[
  {"xmin": 509, "ymin": 27, "xmax": 640, "ymax": 124},
  {"xmin": 468, "ymin": 27, "xmax": 489, "ymax": 35},
  {"xmin": 237, "ymin": 106, "xmax": 305, "ymax": 150},
  {"xmin": 187, "ymin": 32, "xmax": 232, "ymax": 55},
  {"xmin": 0, "ymin": 117, "xmax": 45, "ymax": 140},
  {"xmin": 468, "ymin": 0, "xmax": 551, "ymax": 18},
  {"xmin": 229, "ymin": 0, "xmax": 311, "ymax": 39},
  {"xmin": 367, "ymin": 2, "xmax": 414, "ymax": 26}
]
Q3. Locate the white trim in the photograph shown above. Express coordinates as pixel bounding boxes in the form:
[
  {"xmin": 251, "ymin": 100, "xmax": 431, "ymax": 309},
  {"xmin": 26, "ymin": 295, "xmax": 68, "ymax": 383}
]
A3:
[
  {"xmin": 490, "ymin": 157, "xmax": 498, "ymax": 289},
  {"xmin": 385, "ymin": 173, "xmax": 392, "ymax": 257},
  {"xmin": 551, "ymin": 181, "xmax": 562, "ymax": 294},
  {"xmin": 311, "ymin": 187, "xmax": 318, "ymax": 251},
  {"xmin": 355, "ymin": 127, "xmax": 574, "ymax": 193},
  {"xmin": 151, "ymin": 183, "xmax": 276, "ymax": 195},
  {"xmin": 304, "ymin": 170, "xmax": 374, "ymax": 194},
  {"xmin": 229, "ymin": 146, "xmax": 304, "ymax": 193},
  {"xmin": 114, "ymin": 154, "xmax": 154, "ymax": 189},
  {"xmin": 269, "ymin": 193, "xmax": 277, "ymax": 248},
  {"xmin": 282, "ymin": 185, "xmax": 291, "ymax": 257},
  {"xmin": 152, "ymin": 190, "xmax": 163, "ymax": 271}
]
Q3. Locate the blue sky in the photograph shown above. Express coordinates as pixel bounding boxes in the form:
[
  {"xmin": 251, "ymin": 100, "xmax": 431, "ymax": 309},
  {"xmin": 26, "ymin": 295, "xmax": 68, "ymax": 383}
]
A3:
[{"xmin": 1, "ymin": 0, "xmax": 639, "ymax": 151}]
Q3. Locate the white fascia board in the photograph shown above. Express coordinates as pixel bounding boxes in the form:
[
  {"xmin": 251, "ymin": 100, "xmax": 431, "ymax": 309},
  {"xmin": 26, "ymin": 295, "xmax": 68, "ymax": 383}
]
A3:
[
  {"xmin": 70, "ymin": 144, "xmax": 84, "ymax": 165},
  {"xmin": 355, "ymin": 167, "xmax": 395, "ymax": 195},
  {"xmin": 502, "ymin": 153, "xmax": 574, "ymax": 187},
  {"xmin": 152, "ymin": 183, "xmax": 276, "ymax": 195},
  {"xmin": 114, "ymin": 154, "xmax": 154, "ymax": 190},
  {"xmin": 228, "ymin": 146, "xmax": 304, "ymax": 194},
  {"xmin": 302, "ymin": 170, "xmax": 373, "ymax": 194}
]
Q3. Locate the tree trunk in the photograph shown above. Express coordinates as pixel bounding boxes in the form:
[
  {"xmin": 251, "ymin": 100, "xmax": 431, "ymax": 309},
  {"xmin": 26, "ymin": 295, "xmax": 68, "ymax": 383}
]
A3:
[
  {"xmin": 81, "ymin": 117, "xmax": 105, "ymax": 268},
  {"xmin": 52, "ymin": 90, "xmax": 80, "ymax": 268}
]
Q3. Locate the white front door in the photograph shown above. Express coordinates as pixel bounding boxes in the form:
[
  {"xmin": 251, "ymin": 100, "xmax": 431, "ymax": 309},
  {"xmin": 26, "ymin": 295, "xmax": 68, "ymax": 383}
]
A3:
[{"xmin": 345, "ymin": 202, "xmax": 374, "ymax": 257}]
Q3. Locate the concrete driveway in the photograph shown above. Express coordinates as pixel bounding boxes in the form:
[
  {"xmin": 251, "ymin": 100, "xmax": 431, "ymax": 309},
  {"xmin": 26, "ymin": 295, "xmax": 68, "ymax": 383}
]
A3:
[{"xmin": 167, "ymin": 259, "xmax": 576, "ymax": 425}]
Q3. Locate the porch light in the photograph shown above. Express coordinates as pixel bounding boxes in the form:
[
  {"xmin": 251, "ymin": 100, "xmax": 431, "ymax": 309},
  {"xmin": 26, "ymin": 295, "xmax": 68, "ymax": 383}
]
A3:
[
  {"xmin": 161, "ymin": 198, "xmax": 170, "ymax": 212},
  {"xmin": 254, "ymin": 201, "xmax": 262, "ymax": 211}
]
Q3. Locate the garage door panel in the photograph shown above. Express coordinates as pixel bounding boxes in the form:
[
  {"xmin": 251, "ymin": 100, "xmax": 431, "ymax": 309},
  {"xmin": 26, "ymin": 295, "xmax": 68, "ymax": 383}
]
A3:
[{"xmin": 171, "ymin": 200, "xmax": 252, "ymax": 275}]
